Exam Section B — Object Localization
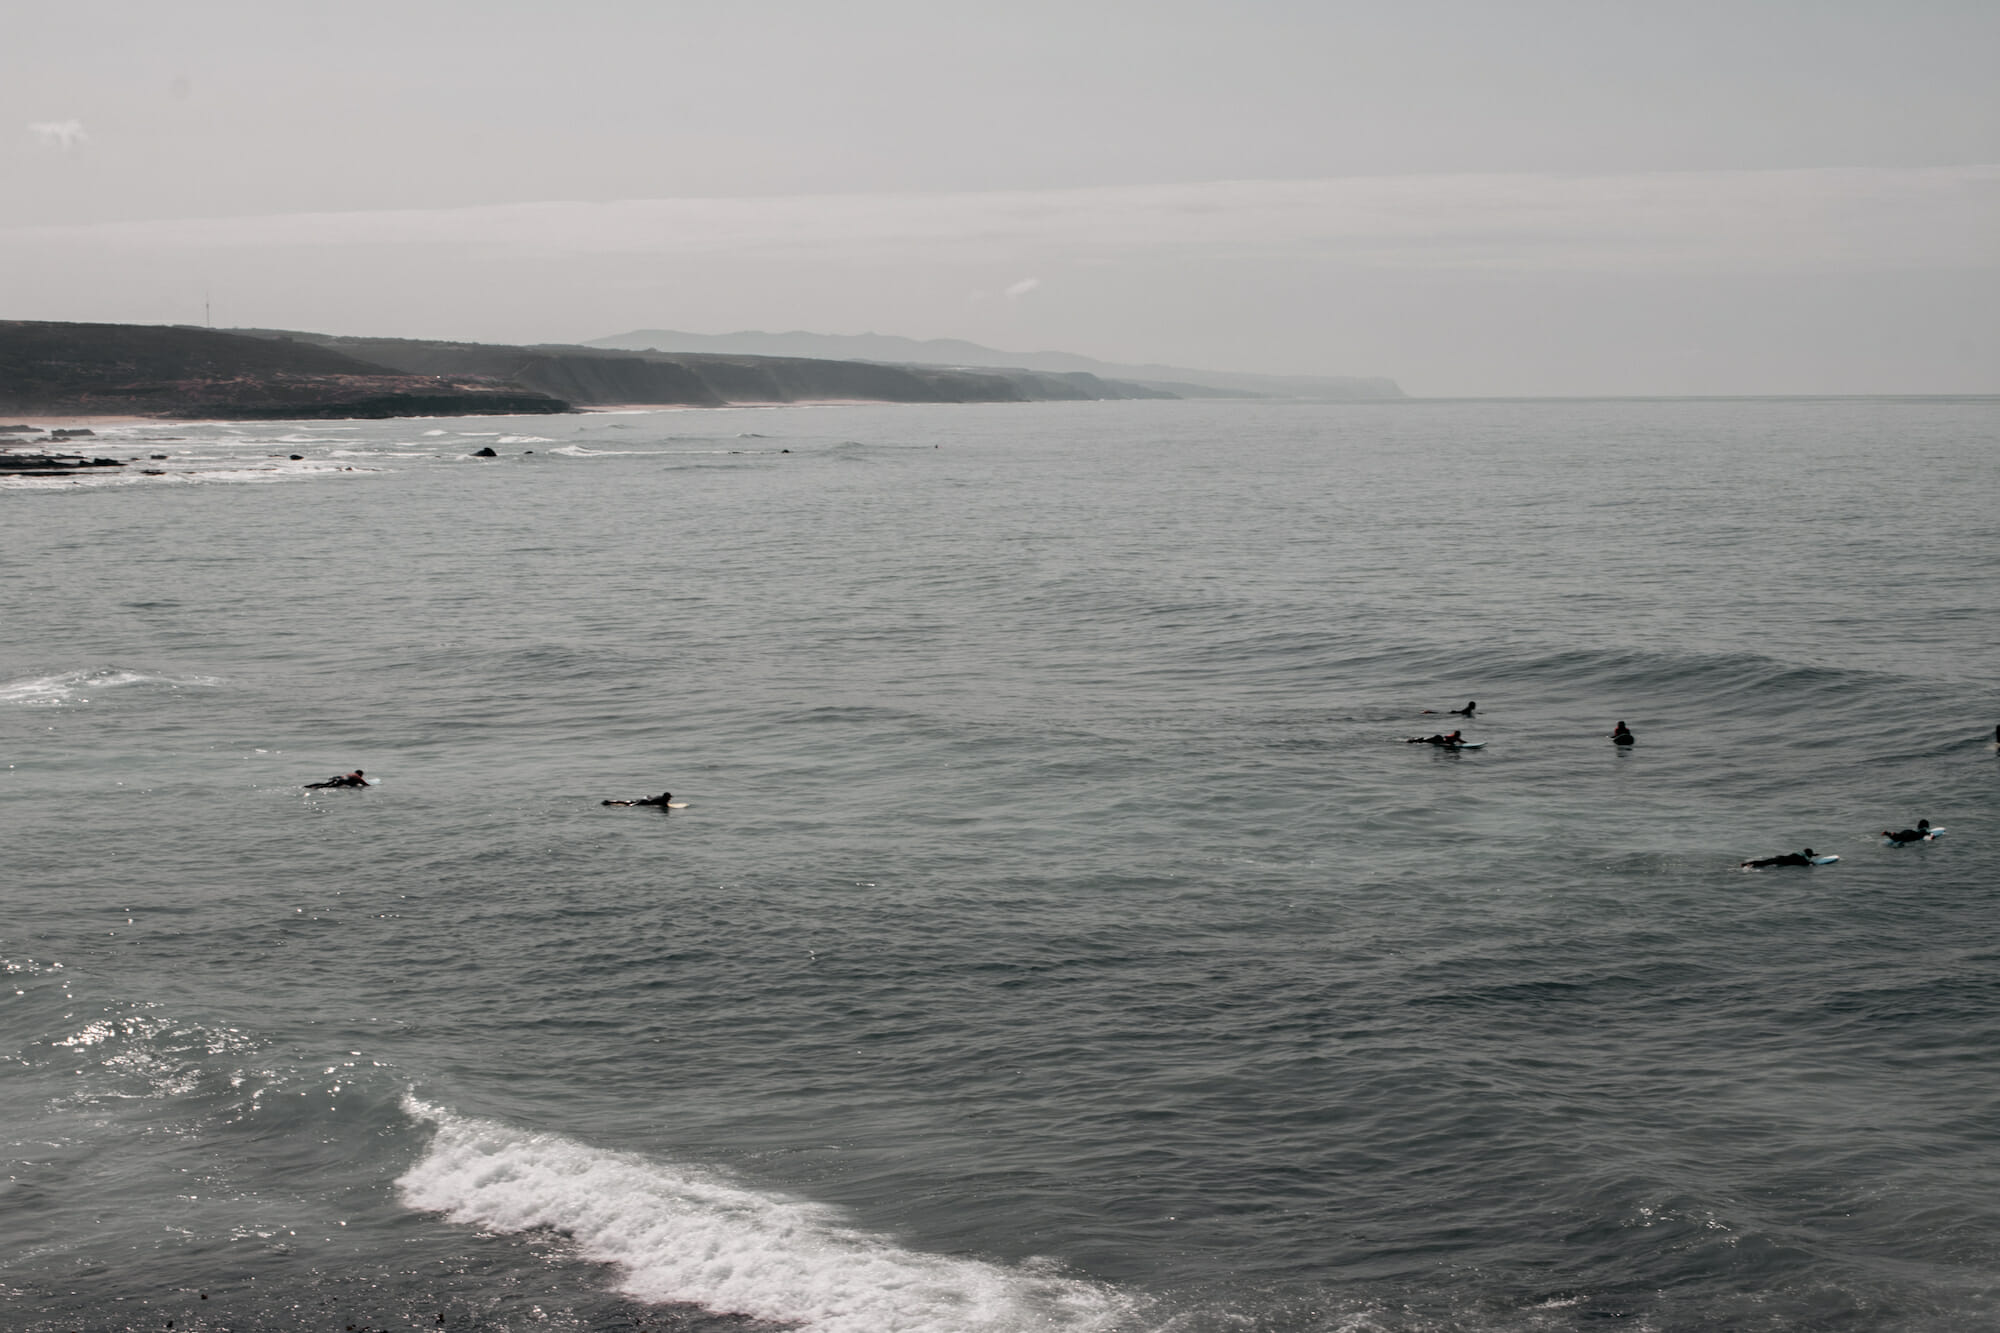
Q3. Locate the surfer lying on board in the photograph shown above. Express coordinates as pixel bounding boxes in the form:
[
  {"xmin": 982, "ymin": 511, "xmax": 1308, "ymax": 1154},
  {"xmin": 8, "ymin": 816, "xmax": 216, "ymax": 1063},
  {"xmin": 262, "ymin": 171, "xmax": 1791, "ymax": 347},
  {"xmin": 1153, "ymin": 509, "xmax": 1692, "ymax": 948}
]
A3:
[
  {"xmin": 303, "ymin": 770, "xmax": 366, "ymax": 789},
  {"xmin": 1420, "ymin": 702, "xmax": 1477, "ymax": 717},
  {"xmin": 1883, "ymin": 819, "xmax": 1934, "ymax": 844},
  {"xmin": 1406, "ymin": 731, "xmax": 1466, "ymax": 746},
  {"xmin": 1611, "ymin": 721, "xmax": 1635, "ymax": 745},
  {"xmin": 603, "ymin": 790, "xmax": 672, "ymax": 807},
  {"xmin": 1741, "ymin": 849, "xmax": 1818, "ymax": 868}
]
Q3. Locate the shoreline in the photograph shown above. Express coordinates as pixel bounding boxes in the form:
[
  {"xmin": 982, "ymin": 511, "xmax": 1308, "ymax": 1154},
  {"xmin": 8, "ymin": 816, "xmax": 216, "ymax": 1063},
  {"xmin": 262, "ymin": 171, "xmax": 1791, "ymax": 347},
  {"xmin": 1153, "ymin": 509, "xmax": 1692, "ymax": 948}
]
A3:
[
  {"xmin": 4, "ymin": 400, "xmax": 908, "ymax": 434},
  {"xmin": 1, "ymin": 414, "xmax": 160, "ymax": 434}
]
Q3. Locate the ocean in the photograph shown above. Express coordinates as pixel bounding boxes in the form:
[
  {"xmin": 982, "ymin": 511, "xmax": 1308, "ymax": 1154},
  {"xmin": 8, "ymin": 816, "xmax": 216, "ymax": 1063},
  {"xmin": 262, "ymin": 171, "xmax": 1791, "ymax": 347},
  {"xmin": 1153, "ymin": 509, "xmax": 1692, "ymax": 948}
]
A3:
[{"xmin": 3, "ymin": 397, "xmax": 1997, "ymax": 1332}]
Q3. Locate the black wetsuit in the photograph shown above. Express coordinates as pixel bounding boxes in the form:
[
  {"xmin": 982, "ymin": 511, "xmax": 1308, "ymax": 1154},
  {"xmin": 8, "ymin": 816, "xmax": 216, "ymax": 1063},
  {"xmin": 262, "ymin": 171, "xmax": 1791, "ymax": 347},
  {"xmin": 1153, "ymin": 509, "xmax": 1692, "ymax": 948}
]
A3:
[
  {"xmin": 604, "ymin": 792, "xmax": 672, "ymax": 807},
  {"xmin": 1743, "ymin": 852, "xmax": 1813, "ymax": 868}
]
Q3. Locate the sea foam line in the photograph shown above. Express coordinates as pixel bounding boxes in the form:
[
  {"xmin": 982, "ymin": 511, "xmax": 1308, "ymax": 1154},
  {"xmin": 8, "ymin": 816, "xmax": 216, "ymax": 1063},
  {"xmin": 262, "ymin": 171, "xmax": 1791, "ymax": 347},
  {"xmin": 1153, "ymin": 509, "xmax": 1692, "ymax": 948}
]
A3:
[
  {"xmin": 397, "ymin": 1097, "xmax": 1130, "ymax": 1333},
  {"xmin": 0, "ymin": 667, "xmax": 222, "ymax": 706}
]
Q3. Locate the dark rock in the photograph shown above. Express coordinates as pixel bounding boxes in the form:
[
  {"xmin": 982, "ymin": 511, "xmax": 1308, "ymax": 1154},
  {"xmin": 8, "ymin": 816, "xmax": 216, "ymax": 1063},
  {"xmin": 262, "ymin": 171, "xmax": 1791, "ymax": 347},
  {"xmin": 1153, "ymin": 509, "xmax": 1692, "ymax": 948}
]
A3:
[
  {"xmin": 471, "ymin": 446, "xmax": 498, "ymax": 457},
  {"xmin": 0, "ymin": 452, "xmax": 125, "ymax": 474}
]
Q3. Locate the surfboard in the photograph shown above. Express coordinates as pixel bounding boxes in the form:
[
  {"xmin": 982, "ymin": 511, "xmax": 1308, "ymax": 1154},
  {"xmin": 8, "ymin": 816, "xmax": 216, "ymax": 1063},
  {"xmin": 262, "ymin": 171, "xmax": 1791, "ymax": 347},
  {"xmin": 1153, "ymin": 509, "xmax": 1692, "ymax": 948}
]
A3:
[
  {"xmin": 664, "ymin": 802, "xmax": 688, "ymax": 808},
  {"xmin": 1810, "ymin": 855, "xmax": 1839, "ymax": 865},
  {"xmin": 1447, "ymin": 742, "xmax": 1485, "ymax": 750}
]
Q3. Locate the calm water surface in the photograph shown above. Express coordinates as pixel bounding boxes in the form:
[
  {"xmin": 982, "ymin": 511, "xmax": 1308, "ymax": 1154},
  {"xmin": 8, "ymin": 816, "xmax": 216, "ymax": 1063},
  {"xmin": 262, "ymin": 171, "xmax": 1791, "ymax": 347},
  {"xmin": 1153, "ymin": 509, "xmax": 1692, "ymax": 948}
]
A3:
[{"xmin": 3, "ymin": 398, "xmax": 1998, "ymax": 1332}]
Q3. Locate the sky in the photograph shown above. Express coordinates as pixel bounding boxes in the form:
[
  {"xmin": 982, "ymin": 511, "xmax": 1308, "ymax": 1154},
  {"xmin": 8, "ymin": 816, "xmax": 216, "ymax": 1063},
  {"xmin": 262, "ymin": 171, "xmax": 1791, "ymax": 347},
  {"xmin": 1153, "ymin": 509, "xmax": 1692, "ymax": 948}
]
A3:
[{"xmin": 4, "ymin": 0, "xmax": 1996, "ymax": 395}]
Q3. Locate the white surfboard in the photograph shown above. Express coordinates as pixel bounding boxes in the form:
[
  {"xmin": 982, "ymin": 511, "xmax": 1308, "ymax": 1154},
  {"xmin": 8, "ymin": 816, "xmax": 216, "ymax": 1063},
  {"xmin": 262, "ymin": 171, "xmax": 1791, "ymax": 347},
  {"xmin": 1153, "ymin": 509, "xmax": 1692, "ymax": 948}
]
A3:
[
  {"xmin": 664, "ymin": 802, "xmax": 688, "ymax": 808},
  {"xmin": 1810, "ymin": 855, "xmax": 1839, "ymax": 865}
]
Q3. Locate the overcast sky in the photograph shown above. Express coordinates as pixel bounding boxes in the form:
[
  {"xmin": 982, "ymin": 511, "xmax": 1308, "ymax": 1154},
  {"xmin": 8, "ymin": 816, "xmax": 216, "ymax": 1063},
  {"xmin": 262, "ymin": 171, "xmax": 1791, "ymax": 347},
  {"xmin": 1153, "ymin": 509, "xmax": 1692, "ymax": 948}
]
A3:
[{"xmin": 5, "ymin": 0, "xmax": 1996, "ymax": 394}]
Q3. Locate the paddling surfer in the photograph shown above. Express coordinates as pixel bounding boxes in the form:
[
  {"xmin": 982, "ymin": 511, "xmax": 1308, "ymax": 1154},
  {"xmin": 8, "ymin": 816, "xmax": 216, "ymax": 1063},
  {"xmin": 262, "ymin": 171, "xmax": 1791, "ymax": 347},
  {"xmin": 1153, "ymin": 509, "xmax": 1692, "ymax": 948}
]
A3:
[
  {"xmin": 1611, "ymin": 721, "xmax": 1635, "ymax": 745},
  {"xmin": 1741, "ymin": 848, "xmax": 1819, "ymax": 868},
  {"xmin": 1882, "ymin": 819, "xmax": 1933, "ymax": 844},
  {"xmin": 303, "ymin": 769, "xmax": 366, "ymax": 789},
  {"xmin": 603, "ymin": 790, "xmax": 673, "ymax": 808}
]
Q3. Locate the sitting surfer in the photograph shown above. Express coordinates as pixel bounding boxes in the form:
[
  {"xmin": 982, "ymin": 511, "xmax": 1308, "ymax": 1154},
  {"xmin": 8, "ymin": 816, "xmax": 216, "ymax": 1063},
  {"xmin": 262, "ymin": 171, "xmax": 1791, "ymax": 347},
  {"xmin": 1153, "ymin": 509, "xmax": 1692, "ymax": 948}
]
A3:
[
  {"xmin": 1610, "ymin": 721, "xmax": 1635, "ymax": 745},
  {"xmin": 1405, "ymin": 730, "xmax": 1466, "ymax": 747},
  {"xmin": 1741, "ymin": 848, "xmax": 1818, "ymax": 868},
  {"xmin": 603, "ymin": 790, "xmax": 672, "ymax": 808},
  {"xmin": 1882, "ymin": 819, "xmax": 1933, "ymax": 844},
  {"xmin": 303, "ymin": 769, "xmax": 366, "ymax": 789}
]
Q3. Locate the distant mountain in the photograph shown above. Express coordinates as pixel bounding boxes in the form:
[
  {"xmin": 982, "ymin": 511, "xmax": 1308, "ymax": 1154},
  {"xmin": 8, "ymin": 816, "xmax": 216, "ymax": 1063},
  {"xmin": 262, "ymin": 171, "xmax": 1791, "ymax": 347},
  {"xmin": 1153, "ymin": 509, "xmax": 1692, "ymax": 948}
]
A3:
[{"xmin": 585, "ymin": 330, "xmax": 1405, "ymax": 401}]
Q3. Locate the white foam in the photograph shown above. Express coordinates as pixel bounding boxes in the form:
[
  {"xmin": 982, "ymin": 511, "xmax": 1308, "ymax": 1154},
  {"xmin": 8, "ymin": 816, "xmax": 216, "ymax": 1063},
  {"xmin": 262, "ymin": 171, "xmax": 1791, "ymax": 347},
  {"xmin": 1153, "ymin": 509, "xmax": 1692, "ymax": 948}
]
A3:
[
  {"xmin": 496, "ymin": 435, "xmax": 554, "ymax": 445},
  {"xmin": 398, "ymin": 1099, "xmax": 1128, "ymax": 1333},
  {"xmin": 0, "ymin": 667, "xmax": 221, "ymax": 706}
]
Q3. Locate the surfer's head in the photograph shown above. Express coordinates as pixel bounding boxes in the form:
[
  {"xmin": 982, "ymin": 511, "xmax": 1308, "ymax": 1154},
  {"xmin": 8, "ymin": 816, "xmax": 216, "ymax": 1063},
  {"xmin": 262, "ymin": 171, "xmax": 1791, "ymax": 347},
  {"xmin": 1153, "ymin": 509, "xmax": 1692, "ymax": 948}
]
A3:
[
  {"xmin": 1803, "ymin": 849, "xmax": 1815, "ymax": 857},
  {"xmin": 1918, "ymin": 819, "xmax": 1930, "ymax": 830}
]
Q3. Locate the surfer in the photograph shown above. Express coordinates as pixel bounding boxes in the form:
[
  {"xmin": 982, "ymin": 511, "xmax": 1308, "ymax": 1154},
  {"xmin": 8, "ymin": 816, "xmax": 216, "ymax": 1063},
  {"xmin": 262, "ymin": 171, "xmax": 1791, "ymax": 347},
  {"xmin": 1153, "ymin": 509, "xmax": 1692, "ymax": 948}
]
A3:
[
  {"xmin": 1406, "ymin": 731, "xmax": 1466, "ymax": 747},
  {"xmin": 603, "ymin": 790, "xmax": 672, "ymax": 808},
  {"xmin": 1882, "ymin": 819, "xmax": 1933, "ymax": 844},
  {"xmin": 1741, "ymin": 849, "xmax": 1819, "ymax": 868},
  {"xmin": 303, "ymin": 769, "xmax": 366, "ymax": 789},
  {"xmin": 1451, "ymin": 701, "xmax": 1477, "ymax": 716},
  {"xmin": 1611, "ymin": 721, "xmax": 1635, "ymax": 745}
]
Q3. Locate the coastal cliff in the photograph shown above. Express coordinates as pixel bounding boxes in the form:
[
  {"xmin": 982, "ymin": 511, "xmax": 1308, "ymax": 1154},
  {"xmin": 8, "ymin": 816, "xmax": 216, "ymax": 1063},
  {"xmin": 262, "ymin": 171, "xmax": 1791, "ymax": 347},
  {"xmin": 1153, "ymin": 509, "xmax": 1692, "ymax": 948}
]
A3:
[
  {"xmin": 0, "ymin": 322, "xmax": 569, "ymax": 418},
  {"xmin": 0, "ymin": 321, "xmax": 1180, "ymax": 421}
]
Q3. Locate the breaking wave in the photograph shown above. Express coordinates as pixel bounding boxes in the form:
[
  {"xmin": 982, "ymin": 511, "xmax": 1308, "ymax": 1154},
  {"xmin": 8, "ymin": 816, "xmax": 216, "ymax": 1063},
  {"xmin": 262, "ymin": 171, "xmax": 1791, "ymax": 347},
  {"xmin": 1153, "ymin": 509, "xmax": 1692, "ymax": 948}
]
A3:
[{"xmin": 397, "ymin": 1098, "xmax": 1133, "ymax": 1333}]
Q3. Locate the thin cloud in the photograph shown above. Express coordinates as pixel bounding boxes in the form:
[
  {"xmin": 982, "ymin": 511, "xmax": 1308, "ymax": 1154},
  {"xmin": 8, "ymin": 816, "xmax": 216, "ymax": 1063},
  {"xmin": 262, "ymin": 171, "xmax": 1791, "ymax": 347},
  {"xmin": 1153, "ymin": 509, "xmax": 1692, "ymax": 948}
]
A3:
[
  {"xmin": 1004, "ymin": 277, "xmax": 1042, "ymax": 299},
  {"xmin": 28, "ymin": 120, "xmax": 88, "ymax": 150},
  {"xmin": 8, "ymin": 168, "xmax": 1997, "ymax": 274}
]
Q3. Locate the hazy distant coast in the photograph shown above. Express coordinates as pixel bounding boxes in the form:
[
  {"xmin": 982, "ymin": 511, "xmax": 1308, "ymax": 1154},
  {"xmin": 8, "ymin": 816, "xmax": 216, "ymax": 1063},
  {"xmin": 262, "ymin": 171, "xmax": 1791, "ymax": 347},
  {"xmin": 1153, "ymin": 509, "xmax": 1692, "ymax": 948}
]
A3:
[
  {"xmin": 257, "ymin": 331, "xmax": 1180, "ymax": 409},
  {"xmin": 588, "ymin": 329, "xmax": 1408, "ymax": 401},
  {"xmin": 1, "ymin": 319, "xmax": 1402, "ymax": 423}
]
